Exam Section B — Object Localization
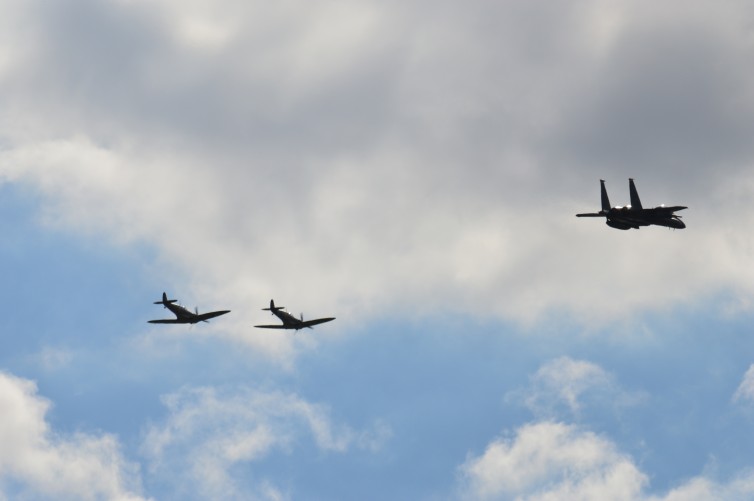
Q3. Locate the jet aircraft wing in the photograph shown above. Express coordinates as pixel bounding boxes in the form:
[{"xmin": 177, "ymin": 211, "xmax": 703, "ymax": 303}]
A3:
[{"xmin": 654, "ymin": 205, "xmax": 687, "ymax": 213}]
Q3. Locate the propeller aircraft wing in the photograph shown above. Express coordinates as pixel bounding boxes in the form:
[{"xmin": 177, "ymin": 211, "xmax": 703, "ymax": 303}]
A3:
[
  {"xmin": 194, "ymin": 310, "xmax": 231, "ymax": 322},
  {"xmin": 298, "ymin": 317, "xmax": 336, "ymax": 328}
]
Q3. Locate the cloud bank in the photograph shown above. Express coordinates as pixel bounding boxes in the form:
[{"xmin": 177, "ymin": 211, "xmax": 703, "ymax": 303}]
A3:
[{"xmin": 1, "ymin": 0, "xmax": 754, "ymax": 351}]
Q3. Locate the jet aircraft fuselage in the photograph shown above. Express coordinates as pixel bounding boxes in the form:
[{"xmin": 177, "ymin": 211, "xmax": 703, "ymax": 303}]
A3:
[{"xmin": 576, "ymin": 179, "xmax": 686, "ymax": 230}]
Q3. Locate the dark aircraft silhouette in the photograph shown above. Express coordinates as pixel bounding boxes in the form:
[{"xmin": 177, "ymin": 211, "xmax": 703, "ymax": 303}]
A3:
[
  {"xmin": 576, "ymin": 179, "xmax": 686, "ymax": 230},
  {"xmin": 254, "ymin": 300, "xmax": 335, "ymax": 330},
  {"xmin": 148, "ymin": 292, "xmax": 231, "ymax": 324}
]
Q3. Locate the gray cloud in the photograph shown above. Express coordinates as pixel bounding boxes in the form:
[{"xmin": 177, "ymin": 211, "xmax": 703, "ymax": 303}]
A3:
[{"xmin": 550, "ymin": 5, "xmax": 754, "ymax": 187}]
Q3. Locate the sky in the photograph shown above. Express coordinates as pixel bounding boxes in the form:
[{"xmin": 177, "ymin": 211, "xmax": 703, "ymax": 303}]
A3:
[{"xmin": 2, "ymin": 0, "xmax": 754, "ymax": 499}]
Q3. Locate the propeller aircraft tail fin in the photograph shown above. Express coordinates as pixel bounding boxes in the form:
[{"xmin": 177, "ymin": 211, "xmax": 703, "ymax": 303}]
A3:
[
  {"xmin": 262, "ymin": 299, "xmax": 284, "ymax": 311},
  {"xmin": 154, "ymin": 292, "xmax": 178, "ymax": 305}
]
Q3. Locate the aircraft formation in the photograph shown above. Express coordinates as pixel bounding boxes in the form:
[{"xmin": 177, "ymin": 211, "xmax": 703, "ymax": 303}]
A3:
[
  {"xmin": 148, "ymin": 293, "xmax": 335, "ymax": 329},
  {"xmin": 149, "ymin": 178, "xmax": 685, "ymax": 326}
]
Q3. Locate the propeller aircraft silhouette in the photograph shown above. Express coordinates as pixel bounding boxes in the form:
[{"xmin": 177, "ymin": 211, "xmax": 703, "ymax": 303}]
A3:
[
  {"xmin": 148, "ymin": 292, "xmax": 230, "ymax": 324},
  {"xmin": 254, "ymin": 299, "xmax": 335, "ymax": 330}
]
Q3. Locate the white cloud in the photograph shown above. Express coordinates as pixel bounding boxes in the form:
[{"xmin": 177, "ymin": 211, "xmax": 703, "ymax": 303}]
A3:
[
  {"xmin": 0, "ymin": 371, "xmax": 149, "ymax": 500},
  {"xmin": 458, "ymin": 421, "xmax": 754, "ymax": 501},
  {"xmin": 33, "ymin": 345, "xmax": 74, "ymax": 372},
  {"xmin": 648, "ymin": 472, "xmax": 754, "ymax": 501},
  {"xmin": 142, "ymin": 385, "xmax": 390, "ymax": 499},
  {"xmin": 733, "ymin": 364, "xmax": 754, "ymax": 403},
  {"xmin": 526, "ymin": 357, "xmax": 612, "ymax": 416},
  {"xmin": 458, "ymin": 421, "xmax": 647, "ymax": 500},
  {"xmin": 508, "ymin": 357, "xmax": 646, "ymax": 419}
]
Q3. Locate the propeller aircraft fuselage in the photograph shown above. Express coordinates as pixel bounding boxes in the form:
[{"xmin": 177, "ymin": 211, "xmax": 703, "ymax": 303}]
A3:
[
  {"xmin": 148, "ymin": 292, "xmax": 231, "ymax": 324},
  {"xmin": 576, "ymin": 179, "xmax": 687, "ymax": 230},
  {"xmin": 254, "ymin": 299, "xmax": 335, "ymax": 330}
]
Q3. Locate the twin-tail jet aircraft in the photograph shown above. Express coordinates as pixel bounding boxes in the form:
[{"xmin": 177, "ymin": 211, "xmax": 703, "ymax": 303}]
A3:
[
  {"xmin": 576, "ymin": 178, "xmax": 687, "ymax": 230},
  {"xmin": 148, "ymin": 292, "xmax": 231, "ymax": 324},
  {"xmin": 254, "ymin": 299, "xmax": 335, "ymax": 330}
]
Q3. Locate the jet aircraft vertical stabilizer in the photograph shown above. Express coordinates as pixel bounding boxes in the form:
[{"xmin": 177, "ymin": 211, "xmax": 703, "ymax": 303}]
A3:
[
  {"xmin": 629, "ymin": 178, "xmax": 643, "ymax": 210},
  {"xmin": 600, "ymin": 179, "xmax": 610, "ymax": 212}
]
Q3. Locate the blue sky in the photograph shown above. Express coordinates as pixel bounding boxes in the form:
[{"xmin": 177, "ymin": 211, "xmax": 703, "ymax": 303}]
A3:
[{"xmin": 3, "ymin": 1, "xmax": 754, "ymax": 500}]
